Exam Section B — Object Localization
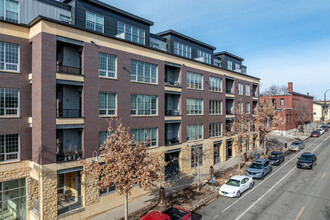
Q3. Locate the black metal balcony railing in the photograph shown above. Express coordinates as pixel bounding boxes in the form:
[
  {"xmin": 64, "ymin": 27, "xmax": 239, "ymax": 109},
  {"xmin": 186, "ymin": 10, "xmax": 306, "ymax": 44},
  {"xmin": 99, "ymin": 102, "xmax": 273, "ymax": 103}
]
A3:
[
  {"xmin": 57, "ymin": 62, "xmax": 81, "ymax": 75},
  {"xmin": 165, "ymin": 81, "xmax": 181, "ymax": 88},
  {"xmin": 58, "ymin": 195, "xmax": 82, "ymax": 215},
  {"xmin": 165, "ymin": 109, "xmax": 180, "ymax": 116},
  {"xmin": 226, "ymin": 88, "xmax": 234, "ymax": 94},
  {"xmin": 57, "ymin": 109, "xmax": 81, "ymax": 118},
  {"xmin": 166, "ymin": 138, "xmax": 180, "ymax": 146},
  {"xmin": 226, "ymin": 109, "xmax": 233, "ymax": 115},
  {"xmin": 56, "ymin": 143, "xmax": 82, "ymax": 163}
]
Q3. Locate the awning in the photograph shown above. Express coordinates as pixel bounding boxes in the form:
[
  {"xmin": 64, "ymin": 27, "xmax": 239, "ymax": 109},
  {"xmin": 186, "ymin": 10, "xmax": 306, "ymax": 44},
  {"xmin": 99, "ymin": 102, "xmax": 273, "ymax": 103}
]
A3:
[
  {"xmin": 165, "ymin": 61, "xmax": 181, "ymax": 68},
  {"xmin": 166, "ymin": 148, "xmax": 181, "ymax": 154},
  {"xmin": 56, "ymin": 124, "xmax": 84, "ymax": 129},
  {"xmin": 57, "ymin": 166, "xmax": 83, "ymax": 174},
  {"xmin": 56, "ymin": 80, "xmax": 83, "ymax": 86},
  {"xmin": 57, "ymin": 36, "xmax": 83, "ymax": 46}
]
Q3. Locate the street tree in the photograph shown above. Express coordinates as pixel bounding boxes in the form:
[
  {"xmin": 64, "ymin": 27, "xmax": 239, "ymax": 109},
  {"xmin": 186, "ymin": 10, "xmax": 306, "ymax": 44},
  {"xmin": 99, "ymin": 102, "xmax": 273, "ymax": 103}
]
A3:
[
  {"xmin": 253, "ymin": 97, "xmax": 284, "ymax": 154},
  {"xmin": 261, "ymin": 84, "xmax": 288, "ymax": 96},
  {"xmin": 294, "ymin": 99, "xmax": 311, "ymax": 133},
  {"xmin": 82, "ymin": 121, "xmax": 164, "ymax": 220}
]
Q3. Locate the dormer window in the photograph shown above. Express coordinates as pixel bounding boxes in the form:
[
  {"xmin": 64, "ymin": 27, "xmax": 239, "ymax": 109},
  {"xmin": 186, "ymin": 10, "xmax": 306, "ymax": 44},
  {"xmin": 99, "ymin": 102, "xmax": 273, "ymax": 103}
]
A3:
[
  {"xmin": 0, "ymin": 0, "xmax": 19, "ymax": 23},
  {"xmin": 174, "ymin": 41, "xmax": 191, "ymax": 58},
  {"xmin": 196, "ymin": 50, "xmax": 211, "ymax": 64},
  {"xmin": 117, "ymin": 22, "xmax": 145, "ymax": 45},
  {"xmin": 227, "ymin": 60, "xmax": 233, "ymax": 70},
  {"xmin": 86, "ymin": 11, "xmax": 104, "ymax": 33}
]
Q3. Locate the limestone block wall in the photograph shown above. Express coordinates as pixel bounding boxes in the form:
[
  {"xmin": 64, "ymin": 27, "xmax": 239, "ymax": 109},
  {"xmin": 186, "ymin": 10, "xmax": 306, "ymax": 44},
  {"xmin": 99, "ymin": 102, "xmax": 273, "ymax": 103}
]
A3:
[
  {"xmin": 39, "ymin": 171, "xmax": 57, "ymax": 220},
  {"xmin": 27, "ymin": 177, "xmax": 39, "ymax": 211}
]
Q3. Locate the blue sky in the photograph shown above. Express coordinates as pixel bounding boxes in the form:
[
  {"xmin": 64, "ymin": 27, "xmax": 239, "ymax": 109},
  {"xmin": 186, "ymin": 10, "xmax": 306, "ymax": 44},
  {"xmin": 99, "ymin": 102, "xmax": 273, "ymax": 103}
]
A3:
[{"xmin": 104, "ymin": 0, "xmax": 330, "ymax": 99}]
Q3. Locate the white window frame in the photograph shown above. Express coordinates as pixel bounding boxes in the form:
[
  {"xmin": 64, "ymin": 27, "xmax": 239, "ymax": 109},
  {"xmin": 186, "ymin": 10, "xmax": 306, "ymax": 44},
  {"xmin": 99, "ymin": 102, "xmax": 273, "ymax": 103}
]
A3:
[
  {"xmin": 98, "ymin": 92, "xmax": 116, "ymax": 116},
  {"xmin": 0, "ymin": 133, "xmax": 20, "ymax": 162},
  {"xmin": 235, "ymin": 63, "xmax": 240, "ymax": 71},
  {"xmin": 0, "ymin": 42, "xmax": 20, "ymax": 72},
  {"xmin": 187, "ymin": 124, "xmax": 203, "ymax": 141},
  {"xmin": 238, "ymin": 102, "xmax": 244, "ymax": 113},
  {"xmin": 117, "ymin": 22, "xmax": 145, "ymax": 45},
  {"xmin": 0, "ymin": 88, "xmax": 19, "ymax": 116},
  {"xmin": 1, "ymin": 0, "xmax": 20, "ymax": 23},
  {"xmin": 131, "ymin": 95, "xmax": 157, "ymax": 116},
  {"xmin": 238, "ymin": 83, "xmax": 243, "ymax": 95},
  {"xmin": 246, "ymin": 102, "xmax": 251, "ymax": 114},
  {"xmin": 197, "ymin": 50, "xmax": 211, "ymax": 64},
  {"xmin": 174, "ymin": 41, "xmax": 191, "ymax": 58},
  {"xmin": 98, "ymin": 53, "xmax": 117, "ymax": 79},
  {"xmin": 209, "ymin": 100, "xmax": 222, "ymax": 115},
  {"xmin": 209, "ymin": 123, "xmax": 222, "ymax": 138},
  {"xmin": 187, "ymin": 99, "xmax": 203, "ymax": 115},
  {"xmin": 86, "ymin": 11, "xmax": 104, "ymax": 33},
  {"xmin": 130, "ymin": 60, "xmax": 157, "ymax": 84},
  {"xmin": 245, "ymin": 84, "xmax": 250, "ymax": 96},
  {"xmin": 227, "ymin": 60, "xmax": 233, "ymax": 70},
  {"xmin": 209, "ymin": 77, "xmax": 222, "ymax": 92},
  {"xmin": 187, "ymin": 72, "xmax": 203, "ymax": 90},
  {"xmin": 280, "ymin": 98, "xmax": 285, "ymax": 106}
]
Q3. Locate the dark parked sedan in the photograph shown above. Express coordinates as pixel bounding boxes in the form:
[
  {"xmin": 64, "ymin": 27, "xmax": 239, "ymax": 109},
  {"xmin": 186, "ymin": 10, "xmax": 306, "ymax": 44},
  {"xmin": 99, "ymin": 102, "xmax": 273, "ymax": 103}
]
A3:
[
  {"xmin": 297, "ymin": 152, "xmax": 317, "ymax": 169},
  {"xmin": 268, "ymin": 151, "xmax": 284, "ymax": 165},
  {"xmin": 321, "ymin": 125, "xmax": 328, "ymax": 132},
  {"xmin": 311, "ymin": 130, "xmax": 321, "ymax": 137}
]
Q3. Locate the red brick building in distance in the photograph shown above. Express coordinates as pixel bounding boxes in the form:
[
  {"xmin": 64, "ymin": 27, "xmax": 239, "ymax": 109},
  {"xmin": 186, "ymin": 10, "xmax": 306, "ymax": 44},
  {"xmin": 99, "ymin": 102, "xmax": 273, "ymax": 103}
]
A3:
[{"xmin": 259, "ymin": 82, "xmax": 314, "ymax": 135}]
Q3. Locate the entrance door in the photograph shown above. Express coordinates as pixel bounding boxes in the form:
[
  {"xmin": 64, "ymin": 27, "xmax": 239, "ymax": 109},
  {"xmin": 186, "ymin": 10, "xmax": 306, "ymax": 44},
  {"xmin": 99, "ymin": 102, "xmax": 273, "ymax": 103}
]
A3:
[
  {"xmin": 213, "ymin": 143, "xmax": 220, "ymax": 164},
  {"xmin": 165, "ymin": 151, "xmax": 180, "ymax": 180},
  {"xmin": 226, "ymin": 141, "xmax": 232, "ymax": 160}
]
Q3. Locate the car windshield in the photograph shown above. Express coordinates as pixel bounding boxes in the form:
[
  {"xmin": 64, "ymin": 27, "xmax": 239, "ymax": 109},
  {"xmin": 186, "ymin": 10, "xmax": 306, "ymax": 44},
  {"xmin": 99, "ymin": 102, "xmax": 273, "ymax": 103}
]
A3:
[
  {"xmin": 299, "ymin": 155, "xmax": 313, "ymax": 160},
  {"xmin": 250, "ymin": 163, "xmax": 263, "ymax": 169},
  {"xmin": 291, "ymin": 142, "xmax": 300, "ymax": 146},
  {"xmin": 225, "ymin": 179, "xmax": 240, "ymax": 187},
  {"xmin": 269, "ymin": 153, "xmax": 280, "ymax": 159}
]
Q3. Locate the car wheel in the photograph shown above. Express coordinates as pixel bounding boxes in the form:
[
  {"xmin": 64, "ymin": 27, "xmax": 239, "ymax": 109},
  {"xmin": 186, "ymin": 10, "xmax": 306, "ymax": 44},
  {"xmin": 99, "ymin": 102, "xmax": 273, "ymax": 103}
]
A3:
[
  {"xmin": 236, "ymin": 191, "xmax": 241, "ymax": 198},
  {"xmin": 249, "ymin": 183, "xmax": 253, "ymax": 189}
]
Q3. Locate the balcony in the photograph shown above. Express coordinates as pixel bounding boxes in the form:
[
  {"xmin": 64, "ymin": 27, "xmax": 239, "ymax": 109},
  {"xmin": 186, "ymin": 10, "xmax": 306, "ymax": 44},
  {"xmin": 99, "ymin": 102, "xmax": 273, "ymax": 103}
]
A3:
[
  {"xmin": 56, "ymin": 85, "xmax": 82, "ymax": 119},
  {"xmin": 57, "ymin": 62, "xmax": 81, "ymax": 75},
  {"xmin": 226, "ymin": 78, "xmax": 235, "ymax": 95},
  {"xmin": 57, "ymin": 109, "xmax": 81, "ymax": 118},
  {"xmin": 165, "ymin": 63, "xmax": 181, "ymax": 88},
  {"xmin": 56, "ymin": 129, "xmax": 82, "ymax": 163},
  {"xmin": 252, "ymin": 84, "xmax": 258, "ymax": 97},
  {"xmin": 226, "ymin": 99, "xmax": 234, "ymax": 116},
  {"xmin": 57, "ymin": 41, "xmax": 82, "ymax": 75},
  {"xmin": 165, "ymin": 94, "xmax": 180, "ymax": 117},
  {"xmin": 165, "ymin": 123, "xmax": 180, "ymax": 146}
]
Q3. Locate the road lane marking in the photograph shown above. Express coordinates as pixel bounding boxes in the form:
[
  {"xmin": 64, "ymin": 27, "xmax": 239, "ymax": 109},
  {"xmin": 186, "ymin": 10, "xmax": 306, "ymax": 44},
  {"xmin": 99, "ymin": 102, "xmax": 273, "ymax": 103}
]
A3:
[
  {"xmin": 234, "ymin": 167, "xmax": 296, "ymax": 220},
  {"xmin": 295, "ymin": 206, "xmax": 305, "ymax": 220},
  {"xmin": 220, "ymin": 135, "xmax": 326, "ymax": 214},
  {"xmin": 213, "ymin": 214, "xmax": 219, "ymax": 218},
  {"xmin": 223, "ymin": 134, "xmax": 330, "ymax": 220},
  {"xmin": 321, "ymin": 172, "xmax": 326, "ymax": 180}
]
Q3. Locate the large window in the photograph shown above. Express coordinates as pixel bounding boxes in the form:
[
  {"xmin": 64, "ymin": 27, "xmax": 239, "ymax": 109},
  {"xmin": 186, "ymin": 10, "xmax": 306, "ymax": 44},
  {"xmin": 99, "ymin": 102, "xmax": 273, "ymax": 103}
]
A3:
[
  {"xmin": 0, "ymin": 88, "xmax": 19, "ymax": 116},
  {"xmin": 227, "ymin": 60, "xmax": 233, "ymax": 70},
  {"xmin": 99, "ymin": 92, "xmax": 116, "ymax": 116},
  {"xmin": 238, "ymin": 102, "xmax": 244, "ymax": 113},
  {"xmin": 209, "ymin": 100, "xmax": 222, "ymax": 115},
  {"xmin": 238, "ymin": 83, "xmax": 243, "ymax": 95},
  {"xmin": 0, "ymin": 42, "xmax": 19, "ymax": 72},
  {"xmin": 174, "ymin": 41, "xmax": 191, "ymax": 58},
  {"xmin": 0, "ymin": 0, "xmax": 19, "ymax": 23},
  {"xmin": 131, "ymin": 95, "xmax": 157, "ymax": 115},
  {"xmin": 209, "ymin": 77, "xmax": 222, "ymax": 92},
  {"xmin": 246, "ymin": 102, "xmax": 251, "ymax": 114},
  {"xmin": 130, "ymin": 60, "xmax": 157, "ymax": 83},
  {"xmin": 187, "ymin": 72, "xmax": 203, "ymax": 90},
  {"xmin": 99, "ymin": 53, "xmax": 116, "ymax": 78},
  {"xmin": 280, "ymin": 98, "xmax": 285, "ymax": 106},
  {"xmin": 86, "ymin": 11, "xmax": 104, "ymax": 33},
  {"xmin": 191, "ymin": 144, "xmax": 203, "ymax": 168},
  {"xmin": 245, "ymin": 84, "xmax": 250, "ymax": 96},
  {"xmin": 197, "ymin": 50, "xmax": 211, "ymax": 64},
  {"xmin": 131, "ymin": 128, "xmax": 157, "ymax": 147},
  {"xmin": 99, "ymin": 131, "xmax": 109, "ymax": 147},
  {"xmin": 209, "ymin": 123, "xmax": 222, "ymax": 138},
  {"xmin": 0, "ymin": 134, "xmax": 19, "ymax": 162},
  {"xmin": 187, "ymin": 99, "xmax": 203, "ymax": 115},
  {"xmin": 187, "ymin": 124, "xmax": 203, "ymax": 141},
  {"xmin": 117, "ymin": 22, "xmax": 145, "ymax": 45}
]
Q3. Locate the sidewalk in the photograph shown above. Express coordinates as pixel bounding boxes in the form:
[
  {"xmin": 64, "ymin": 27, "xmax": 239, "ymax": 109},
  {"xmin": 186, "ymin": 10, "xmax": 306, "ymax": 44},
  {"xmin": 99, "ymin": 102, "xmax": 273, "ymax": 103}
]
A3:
[
  {"xmin": 89, "ymin": 157, "xmax": 239, "ymax": 220},
  {"xmin": 267, "ymin": 131, "xmax": 310, "ymax": 150}
]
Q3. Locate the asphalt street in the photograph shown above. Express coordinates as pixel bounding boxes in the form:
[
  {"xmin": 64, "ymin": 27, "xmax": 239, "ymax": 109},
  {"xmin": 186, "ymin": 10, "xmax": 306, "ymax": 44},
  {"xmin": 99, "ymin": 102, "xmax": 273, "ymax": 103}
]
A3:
[{"xmin": 197, "ymin": 131, "xmax": 330, "ymax": 220}]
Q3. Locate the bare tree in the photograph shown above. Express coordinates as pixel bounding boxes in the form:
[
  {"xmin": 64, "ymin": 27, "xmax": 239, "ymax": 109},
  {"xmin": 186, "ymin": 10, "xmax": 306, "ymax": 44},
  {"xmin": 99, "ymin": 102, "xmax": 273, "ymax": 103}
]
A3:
[
  {"xmin": 261, "ymin": 84, "xmax": 288, "ymax": 96},
  {"xmin": 253, "ymin": 97, "xmax": 284, "ymax": 154},
  {"xmin": 294, "ymin": 99, "xmax": 311, "ymax": 133},
  {"xmin": 82, "ymin": 121, "xmax": 164, "ymax": 220}
]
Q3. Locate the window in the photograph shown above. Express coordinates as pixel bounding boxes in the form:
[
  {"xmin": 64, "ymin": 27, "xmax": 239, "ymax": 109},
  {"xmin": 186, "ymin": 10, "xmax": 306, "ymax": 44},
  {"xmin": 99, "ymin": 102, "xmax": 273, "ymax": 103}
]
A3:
[
  {"xmin": 100, "ymin": 185, "xmax": 116, "ymax": 195},
  {"xmin": 246, "ymin": 136, "xmax": 250, "ymax": 151},
  {"xmin": 86, "ymin": 11, "xmax": 104, "ymax": 33},
  {"xmin": 209, "ymin": 123, "xmax": 222, "ymax": 137},
  {"xmin": 187, "ymin": 124, "xmax": 203, "ymax": 141},
  {"xmin": 0, "ymin": 42, "xmax": 19, "ymax": 71},
  {"xmin": 209, "ymin": 77, "xmax": 222, "ymax": 92},
  {"xmin": 187, "ymin": 72, "xmax": 203, "ymax": 90},
  {"xmin": 280, "ymin": 98, "xmax": 285, "ymax": 106},
  {"xmin": 59, "ymin": 14, "xmax": 71, "ymax": 23},
  {"xmin": 174, "ymin": 41, "xmax": 191, "ymax": 58},
  {"xmin": 209, "ymin": 100, "xmax": 222, "ymax": 115},
  {"xmin": 272, "ymin": 99, "xmax": 276, "ymax": 106},
  {"xmin": 238, "ymin": 102, "xmax": 244, "ymax": 113},
  {"xmin": 214, "ymin": 143, "xmax": 220, "ymax": 164},
  {"xmin": 191, "ymin": 145, "xmax": 203, "ymax": 168},
  {"xmin": 99, "ymin": 131, "xmax": 109, "ymax": 147},
  {"xmin": 130, "ymin": 60, "xmax": 157, "ymax": 83},
  {"xmin": 150, "ymin": 42, "xmax": 159, "ymax": 49},
  {"xmin": 131, "ymin": 128, "xmax": 157, "ymax": 146},
  {"xmin": 238, "ymin": 83, "xmax": 243, "ymax": 95},
  {"xmin": 117, "ymin": 22, "xmax": 145, "ymax": 45},
  {"xmin": 0, "ymin": 133, "xmax": 19, "ymax": 162},
  {"xmin": 286, "ymin": 114, "xmax": 289, "ymax": 123},
  {"xmin": 0, "ymin": 88, "xmax": 19, "ymax": 116},
  {"xmin": 131, "ymin": 95, "xmax": 157, "ymax": 115},
  {"xmin": 197, "ymin": 50, "xmax": 211, "ymax": 64},
  {"xmin": 245, "ymin": 84, "xmax": 250, "ymax": 96},
  {"xmin": 99, "ymin": 92, "xmax": 116, "ymax": 116},
  {"xmin": 227, "ymin": 60, "xmax": 233, "ymax": 70},
  {"xmin": 235, "ymin": 63, "xmax": 240, "ymax": 71},
  {"xmin": 187, "ymin": 99, "xmax": 203, "ymax": 115},
  {"xmin": 0, "ymin": 0, "xmax": 19, "ymax": 23},
  {"xmin": 99, "ymin": 53, "xmax": 116, "ymax": 78},
  {"xmin": 246, "ymin": 102, "xmax": 251, "ymax": 114}
]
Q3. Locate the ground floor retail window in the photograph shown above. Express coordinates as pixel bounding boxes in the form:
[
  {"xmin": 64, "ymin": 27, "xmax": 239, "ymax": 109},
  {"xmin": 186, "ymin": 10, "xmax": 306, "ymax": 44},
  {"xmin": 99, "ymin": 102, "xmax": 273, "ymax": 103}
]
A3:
[{"xmin": 0, "ymin": 178, "xmax": 26, "ymax": 220}]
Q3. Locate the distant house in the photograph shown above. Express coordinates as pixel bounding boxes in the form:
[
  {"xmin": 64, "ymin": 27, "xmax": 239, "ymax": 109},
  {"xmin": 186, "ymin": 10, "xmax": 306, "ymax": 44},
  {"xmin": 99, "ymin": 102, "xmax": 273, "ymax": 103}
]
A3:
[
  {"xmin": 259, "ymin": 82, "xmax": 314, "ymax": 135},
  {"xmin": 313, "ymin": 101, "xmax": 330, "ymax": 121}
]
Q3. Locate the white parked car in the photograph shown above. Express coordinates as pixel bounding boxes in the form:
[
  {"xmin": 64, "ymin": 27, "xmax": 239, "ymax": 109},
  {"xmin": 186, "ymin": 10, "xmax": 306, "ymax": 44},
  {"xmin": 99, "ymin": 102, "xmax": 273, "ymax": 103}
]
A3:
[
  {"xmin": 219, "ymin": 175, "xmax": 254, "ymax": 198},
  {"xmin": 316, "ymin": 128, "xmax": 325, "ymax": 135}
]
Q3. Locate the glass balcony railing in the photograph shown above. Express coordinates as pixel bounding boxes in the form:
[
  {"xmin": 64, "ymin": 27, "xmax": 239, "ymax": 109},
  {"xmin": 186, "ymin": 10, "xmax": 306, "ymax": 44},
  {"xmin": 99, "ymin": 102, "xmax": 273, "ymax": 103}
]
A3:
[{"xmin": 165, "ymin": 109, "xmax": 180, "ymax": 116}]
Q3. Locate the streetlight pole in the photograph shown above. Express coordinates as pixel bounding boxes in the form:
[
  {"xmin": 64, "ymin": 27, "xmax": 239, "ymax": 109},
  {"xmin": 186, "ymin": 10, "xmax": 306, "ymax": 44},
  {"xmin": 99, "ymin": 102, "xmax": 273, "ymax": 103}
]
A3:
[{"xmin": 324, "ymin": 89, "xmax": 330, "ymax": 122}]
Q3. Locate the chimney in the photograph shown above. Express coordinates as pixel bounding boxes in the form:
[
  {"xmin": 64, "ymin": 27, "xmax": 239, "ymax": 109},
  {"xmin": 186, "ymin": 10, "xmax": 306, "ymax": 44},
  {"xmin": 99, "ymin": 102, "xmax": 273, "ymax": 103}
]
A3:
[
  {"xmin": 288, "ymin": 82, "xmax": 293, "ymax": 92},
  {"xmin": 307, "ymin": 92, "xmax": 309, "ymax": 96}
]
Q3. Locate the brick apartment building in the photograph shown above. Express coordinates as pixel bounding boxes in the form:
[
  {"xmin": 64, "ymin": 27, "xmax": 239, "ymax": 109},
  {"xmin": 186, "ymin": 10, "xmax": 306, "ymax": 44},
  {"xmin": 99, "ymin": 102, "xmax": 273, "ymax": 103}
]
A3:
[
  {"xmin": 0, "ymin": 0, "xmax": 260, "ymax": 219},
  {"xmin": 259, "ymin": 82, "xmax": 313, "ymax": 135}
]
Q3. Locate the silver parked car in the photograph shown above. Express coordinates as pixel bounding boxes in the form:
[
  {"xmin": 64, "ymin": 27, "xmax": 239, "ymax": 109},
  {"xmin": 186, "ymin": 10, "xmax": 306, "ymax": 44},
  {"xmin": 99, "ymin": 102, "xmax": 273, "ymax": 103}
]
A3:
[{"xmin": 289, "ymin": 141, "xmax": 305, "ymax": 151}]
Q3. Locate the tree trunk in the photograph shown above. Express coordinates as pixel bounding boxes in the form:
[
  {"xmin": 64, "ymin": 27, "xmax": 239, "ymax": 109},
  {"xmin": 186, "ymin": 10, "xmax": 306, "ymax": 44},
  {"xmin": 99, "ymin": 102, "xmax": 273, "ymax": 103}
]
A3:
[
  {"xmin": 263, "ymin": 135, "xmax": 267, "ymax": 156},
  {"xmin": 197, "ymin": 166, "xmax": 201, "ymax": 191},
  {"xmin": 124, "ymin": 193, "xmax": 128, "ymax": 220}
]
